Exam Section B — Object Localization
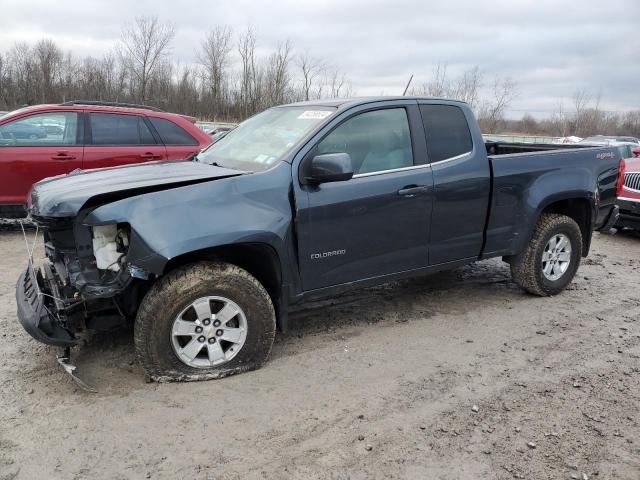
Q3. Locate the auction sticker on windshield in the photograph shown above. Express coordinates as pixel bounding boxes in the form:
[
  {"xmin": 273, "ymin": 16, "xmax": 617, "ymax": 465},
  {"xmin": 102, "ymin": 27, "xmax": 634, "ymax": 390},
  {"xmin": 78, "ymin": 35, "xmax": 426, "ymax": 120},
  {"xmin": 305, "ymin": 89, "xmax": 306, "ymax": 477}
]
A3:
[{"xmin": 298, "ymin": 111, "xmax": 333, "ymax": 120}]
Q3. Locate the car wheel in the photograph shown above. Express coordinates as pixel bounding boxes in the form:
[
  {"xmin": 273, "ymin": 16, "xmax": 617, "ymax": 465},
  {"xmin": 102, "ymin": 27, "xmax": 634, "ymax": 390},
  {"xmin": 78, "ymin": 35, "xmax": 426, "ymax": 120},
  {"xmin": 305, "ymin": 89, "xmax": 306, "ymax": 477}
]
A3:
[
  {"xmin": 510, "ymin": 213, "xmax": 582, "ymax": 296},
  {"xmin": 134, "ymin": 261, "xmax": 276, "ymax": 381}
]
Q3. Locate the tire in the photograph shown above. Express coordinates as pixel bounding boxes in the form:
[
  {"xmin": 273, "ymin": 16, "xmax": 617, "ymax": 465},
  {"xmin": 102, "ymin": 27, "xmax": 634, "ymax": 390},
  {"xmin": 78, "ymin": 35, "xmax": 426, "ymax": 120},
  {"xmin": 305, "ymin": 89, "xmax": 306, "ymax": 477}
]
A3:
[
  {"xmin": 134, "ymin": 261, "xmax": 276, "ymax": 382},
  {"xmin": 510, "ymin": 213, "xmax": 582, "ymax": 296}
]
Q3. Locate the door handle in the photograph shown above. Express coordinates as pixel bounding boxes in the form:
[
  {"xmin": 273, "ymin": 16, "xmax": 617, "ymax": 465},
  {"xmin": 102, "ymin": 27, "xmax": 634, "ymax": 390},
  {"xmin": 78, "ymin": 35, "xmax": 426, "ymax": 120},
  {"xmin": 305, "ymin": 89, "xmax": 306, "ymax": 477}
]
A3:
[
  {"xmin": 51, "ymin": 151, "xmax": 76, "ymax": 160},
  {"xmin": 140, "ymin": 152, "xmax": 161, "ymax": 160},
  {"xmin": 397, "ymin": 185, "xmax": 430, "ymax": 197}
]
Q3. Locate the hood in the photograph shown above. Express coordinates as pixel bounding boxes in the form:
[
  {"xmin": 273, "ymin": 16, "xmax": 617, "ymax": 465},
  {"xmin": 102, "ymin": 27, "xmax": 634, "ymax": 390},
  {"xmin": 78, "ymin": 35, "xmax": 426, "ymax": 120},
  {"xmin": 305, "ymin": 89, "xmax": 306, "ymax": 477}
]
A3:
[{"xmin": 30, "ymin": 160, "xmax": 244, "ymax": 218}]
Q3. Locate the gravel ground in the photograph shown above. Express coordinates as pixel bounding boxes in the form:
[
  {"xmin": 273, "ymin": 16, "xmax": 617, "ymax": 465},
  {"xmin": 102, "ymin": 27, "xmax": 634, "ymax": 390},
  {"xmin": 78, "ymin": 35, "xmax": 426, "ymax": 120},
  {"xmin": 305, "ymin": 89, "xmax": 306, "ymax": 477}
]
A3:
[{"xmin": 0, "ymin": 228, "xmax": 639, "ymax": 480}]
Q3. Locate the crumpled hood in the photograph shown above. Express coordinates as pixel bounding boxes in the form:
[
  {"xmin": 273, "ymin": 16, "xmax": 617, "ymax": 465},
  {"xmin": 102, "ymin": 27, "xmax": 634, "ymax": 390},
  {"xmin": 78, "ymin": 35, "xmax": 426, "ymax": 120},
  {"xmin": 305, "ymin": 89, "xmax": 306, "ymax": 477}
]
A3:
[{"xmin": 29, "ymin": 160, "xmax": 244, "ymax": 218}]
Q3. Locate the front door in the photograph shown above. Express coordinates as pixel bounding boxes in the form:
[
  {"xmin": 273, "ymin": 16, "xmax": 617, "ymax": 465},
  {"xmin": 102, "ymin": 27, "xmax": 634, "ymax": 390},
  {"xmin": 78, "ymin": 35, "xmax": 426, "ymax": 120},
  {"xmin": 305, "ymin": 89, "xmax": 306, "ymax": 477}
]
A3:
[
  {"xmin": 0, "ymin": 111, "xmax": 83, "ymax": 205},
  {"xmin": 296, "ymin": 105, "xmax": 433, "ymax": 291}
]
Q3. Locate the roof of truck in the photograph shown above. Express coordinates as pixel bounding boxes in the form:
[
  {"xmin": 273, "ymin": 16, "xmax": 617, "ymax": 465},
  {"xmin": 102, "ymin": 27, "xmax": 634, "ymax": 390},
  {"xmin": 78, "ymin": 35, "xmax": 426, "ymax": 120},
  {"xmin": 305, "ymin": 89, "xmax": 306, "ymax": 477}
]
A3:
[{"xmin": 280, "ymin": 96, "xmax": 468, "ymax": 109}]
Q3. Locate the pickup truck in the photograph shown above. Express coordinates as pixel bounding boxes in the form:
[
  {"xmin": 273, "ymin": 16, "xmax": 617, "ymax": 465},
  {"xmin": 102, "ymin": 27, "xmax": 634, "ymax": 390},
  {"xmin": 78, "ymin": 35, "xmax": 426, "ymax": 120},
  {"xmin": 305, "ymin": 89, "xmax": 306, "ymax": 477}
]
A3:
[{"xmin": 16, "ymin": 97, "xmax": 622, "ymax": 382}]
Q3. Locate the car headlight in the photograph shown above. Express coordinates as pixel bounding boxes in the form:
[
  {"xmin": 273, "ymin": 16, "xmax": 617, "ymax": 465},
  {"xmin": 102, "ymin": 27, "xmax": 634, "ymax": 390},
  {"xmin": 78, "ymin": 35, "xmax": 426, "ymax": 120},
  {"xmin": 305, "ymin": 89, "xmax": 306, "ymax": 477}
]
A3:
[{"xmin": 91, "ymin": 224, "xmax": 129, "ymax": 271}]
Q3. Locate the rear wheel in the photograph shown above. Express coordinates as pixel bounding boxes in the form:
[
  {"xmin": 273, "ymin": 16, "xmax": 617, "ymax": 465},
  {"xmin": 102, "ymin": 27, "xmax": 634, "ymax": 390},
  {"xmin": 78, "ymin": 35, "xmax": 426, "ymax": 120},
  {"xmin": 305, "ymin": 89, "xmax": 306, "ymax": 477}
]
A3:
[
  {"xmin": 510, "ymin": 213, "xmax": 582, "ymax": 296},
  {"xmin": 135, "ymin": 261, "xmax": 276, "ymax": 381}
]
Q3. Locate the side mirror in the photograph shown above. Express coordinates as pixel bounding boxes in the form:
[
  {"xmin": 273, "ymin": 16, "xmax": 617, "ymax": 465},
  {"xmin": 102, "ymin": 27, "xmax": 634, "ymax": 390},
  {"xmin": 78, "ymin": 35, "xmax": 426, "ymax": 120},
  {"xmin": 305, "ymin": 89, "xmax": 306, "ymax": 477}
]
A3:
[
  {"xmin": 305, "ymin": 153, "xmax": 354, "ymax": 184},
  {"xmin": 633, "ymin": 147, "xmax": 640, "ymax": 158}
]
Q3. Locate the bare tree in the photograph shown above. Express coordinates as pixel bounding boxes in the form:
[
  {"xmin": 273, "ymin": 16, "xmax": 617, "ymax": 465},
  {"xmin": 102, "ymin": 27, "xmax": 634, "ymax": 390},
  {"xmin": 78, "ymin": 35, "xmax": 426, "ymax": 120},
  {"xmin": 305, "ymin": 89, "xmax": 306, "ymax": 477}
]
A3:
[
  {"xmin": 478, "ymin": 77, "xmax": 517, "ymax": 133},
  {"xmin": 0, "ymin": 52, "xmax": 8, "ymax": 107},
  {"xmin": 423, "ymin": 62, "xmax": 449, "ymax": 97},
  {"xmin": 33, "ymin": 39, "xmax": 63, "ymax": 103},
  {"xmin": 9, "ymin": 42, "xmax": 37, "ymax": 105},
  {"xmin": 572, "ymin": 89, "xmax": 605, "ymax": 136},
  {"xmin": 118, "ymin": 15, "xmax": 175, "ymax": 103},
  {"xmin": 327, "ymin": 67, "xmax": 352, "ymax": 98},
  {"xmin": 264, "ymin": 40, "xmax": 293, "ymax": 106},
  {"xmin": 237, "ymin": 26, "xmax": 258, "ymax": 116},
  {"xmin": 199, "ymin": 26, "xmax": 232, "ymax": 114},
  {"xmin": 452, "ymin": 65, "xmax": 482, "ymax": 110},
  {"xmin": 413, "ymin": 63, "xmax": 481, "ymax": 109},
  {"xmin": 297, "ymin": 52, "xmax": 325, "ymax": 101}
]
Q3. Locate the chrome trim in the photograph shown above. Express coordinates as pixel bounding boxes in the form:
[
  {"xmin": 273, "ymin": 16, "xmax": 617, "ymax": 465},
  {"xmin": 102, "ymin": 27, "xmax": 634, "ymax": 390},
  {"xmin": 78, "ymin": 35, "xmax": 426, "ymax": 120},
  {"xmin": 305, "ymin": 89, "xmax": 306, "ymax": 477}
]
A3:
[
  {"xmin": 624, "ymin": 172, "xmax": 640, "ymax": 192},
  {"xmin": 352, "ymin": 163, "xmax": 431, "ymax": 178},
  {"xmin": 350, "ymin": 150, "xmax": 472, "ymax": 178},
  {"xmin": 429, "ymin": 151, "xmax": 473, "ymax": 166},
  {"xmin": 618, "ymin": 196, "xmax": 640, "ymax": 203}
]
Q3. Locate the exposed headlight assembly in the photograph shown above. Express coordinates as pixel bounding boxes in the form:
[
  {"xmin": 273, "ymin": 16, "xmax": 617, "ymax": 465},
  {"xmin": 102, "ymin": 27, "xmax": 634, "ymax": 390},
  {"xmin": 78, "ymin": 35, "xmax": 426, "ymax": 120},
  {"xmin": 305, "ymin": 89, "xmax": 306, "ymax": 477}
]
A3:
[{"xmin": 91, "ymin": 224, "xmax": 129, "ymax": 271}]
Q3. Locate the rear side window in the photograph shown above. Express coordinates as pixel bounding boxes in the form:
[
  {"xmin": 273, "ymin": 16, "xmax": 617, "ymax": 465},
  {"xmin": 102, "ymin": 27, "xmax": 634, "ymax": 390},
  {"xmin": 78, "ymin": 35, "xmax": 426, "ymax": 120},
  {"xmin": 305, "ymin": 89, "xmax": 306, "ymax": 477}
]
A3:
[
  {"xmin": 419, "ymin": 105, "xmax": 473, "ymax": 163},
  {"xmin": 149, "ymin": 117, "xmax": 198, "ymax": 146},
  {"xmin": 90, "ymin": 113, "xmax": 156, "ymax": 145}
]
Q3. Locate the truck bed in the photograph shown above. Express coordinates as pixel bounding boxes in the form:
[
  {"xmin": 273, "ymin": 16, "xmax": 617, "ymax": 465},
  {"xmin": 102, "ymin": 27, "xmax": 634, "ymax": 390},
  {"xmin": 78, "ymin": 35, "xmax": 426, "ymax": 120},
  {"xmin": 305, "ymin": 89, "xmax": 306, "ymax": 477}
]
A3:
[{"xmin": 483, "ymin": 145, "xmax": 621, "ymax": 258}]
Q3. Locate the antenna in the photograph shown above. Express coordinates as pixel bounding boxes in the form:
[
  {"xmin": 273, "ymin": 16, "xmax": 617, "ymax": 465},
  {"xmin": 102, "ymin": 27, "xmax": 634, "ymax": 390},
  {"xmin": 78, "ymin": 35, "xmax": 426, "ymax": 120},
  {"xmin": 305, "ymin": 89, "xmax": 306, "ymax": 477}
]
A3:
[{"xmin": 402, "ymin": 75, "xmax": 414, "ymax": 96}]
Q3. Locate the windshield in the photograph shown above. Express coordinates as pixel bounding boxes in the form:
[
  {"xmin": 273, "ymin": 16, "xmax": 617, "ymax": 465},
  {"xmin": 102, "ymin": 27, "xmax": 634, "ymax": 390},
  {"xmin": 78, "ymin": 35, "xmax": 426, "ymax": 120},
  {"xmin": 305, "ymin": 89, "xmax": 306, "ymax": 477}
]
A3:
[{"xmin": 197, "ymin": 107, "xmax": 335, "ymax": 171}]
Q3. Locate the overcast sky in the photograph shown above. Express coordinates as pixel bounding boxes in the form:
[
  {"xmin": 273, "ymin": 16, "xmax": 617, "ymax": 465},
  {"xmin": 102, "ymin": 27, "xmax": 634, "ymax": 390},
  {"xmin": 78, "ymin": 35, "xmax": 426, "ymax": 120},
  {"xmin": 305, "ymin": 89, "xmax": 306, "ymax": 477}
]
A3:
[{"xmin": 1, "ymin": 0, "xmax": 638, "ymax": 118}]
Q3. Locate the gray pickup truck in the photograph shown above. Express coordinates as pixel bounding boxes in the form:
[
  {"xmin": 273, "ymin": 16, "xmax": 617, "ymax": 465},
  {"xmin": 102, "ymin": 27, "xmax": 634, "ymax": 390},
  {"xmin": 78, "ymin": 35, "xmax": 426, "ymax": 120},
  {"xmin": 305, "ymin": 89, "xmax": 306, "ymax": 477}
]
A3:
[{"xmin": 16, "ymin": 97, "xmax": 622, "ymax": 382}]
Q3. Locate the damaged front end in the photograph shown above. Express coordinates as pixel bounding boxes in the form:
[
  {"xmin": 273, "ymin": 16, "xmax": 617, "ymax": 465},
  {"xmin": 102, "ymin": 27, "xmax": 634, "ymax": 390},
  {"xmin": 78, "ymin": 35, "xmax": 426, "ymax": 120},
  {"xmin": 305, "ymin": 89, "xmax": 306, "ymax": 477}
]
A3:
[{"xmin": 16, "ymin": 216, "xmax": 144, "ymax": 347}]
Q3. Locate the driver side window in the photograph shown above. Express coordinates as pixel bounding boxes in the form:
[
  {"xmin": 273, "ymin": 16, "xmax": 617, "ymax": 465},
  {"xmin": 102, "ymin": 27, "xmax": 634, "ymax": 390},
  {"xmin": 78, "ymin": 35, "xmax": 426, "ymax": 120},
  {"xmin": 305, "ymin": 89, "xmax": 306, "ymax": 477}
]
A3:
[
  {"xmin": 317, "ymin": 108, "xmax": 413, "ymax": 175},
  {"xmin": 0, "ymin": 112, "xmax": 79, "ymax": 146}
]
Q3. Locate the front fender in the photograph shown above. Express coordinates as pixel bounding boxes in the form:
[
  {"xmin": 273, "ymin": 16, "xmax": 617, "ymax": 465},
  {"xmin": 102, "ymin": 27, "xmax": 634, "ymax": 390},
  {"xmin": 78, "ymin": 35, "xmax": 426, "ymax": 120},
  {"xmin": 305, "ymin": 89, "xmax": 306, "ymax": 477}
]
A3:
[{"xmin": 82, "ymin": 164, "xmax": 294, "ymax": 278}]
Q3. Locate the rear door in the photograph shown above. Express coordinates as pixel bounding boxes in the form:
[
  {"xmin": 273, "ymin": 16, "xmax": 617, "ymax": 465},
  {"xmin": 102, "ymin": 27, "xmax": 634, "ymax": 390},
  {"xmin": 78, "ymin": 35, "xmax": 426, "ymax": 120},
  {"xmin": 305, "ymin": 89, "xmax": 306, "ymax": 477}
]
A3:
[
  {"xmin": 0, "ymin": 111, "xmax": 83, "ymax": 205},
  {"xmin": 418, "ymin": 102, "xmax": 491, "ymax": 264},
  {"xmin": 147, "ymin": 117, "xmax": 202, "ymax": 160},
  {"xmin": 83, "ymin": 112, "xmax": 167, "ymax": 169},
  {"xmin": 295, "ymin": 103, "xmax": 434, "ymax": 291}
]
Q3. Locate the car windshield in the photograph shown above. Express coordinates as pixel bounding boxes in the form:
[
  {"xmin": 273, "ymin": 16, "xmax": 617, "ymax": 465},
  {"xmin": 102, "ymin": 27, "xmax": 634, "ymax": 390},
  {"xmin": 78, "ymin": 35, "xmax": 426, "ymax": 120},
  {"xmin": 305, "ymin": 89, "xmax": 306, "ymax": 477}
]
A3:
[{"xmin": 197, "ymin": 107, "xmax": 335, "ymax": 171}]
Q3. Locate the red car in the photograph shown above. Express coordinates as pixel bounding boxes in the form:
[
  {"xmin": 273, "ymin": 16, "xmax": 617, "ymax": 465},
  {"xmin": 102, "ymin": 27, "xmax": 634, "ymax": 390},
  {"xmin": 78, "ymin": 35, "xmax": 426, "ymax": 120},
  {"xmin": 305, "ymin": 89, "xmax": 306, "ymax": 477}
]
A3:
[
  {"xmin": 0, "ymin": 101, "xmax": 212, "ymax": 217},
  {"xmin": 616, "ymin": 146, "xmax": 640, "ymax": 230}
]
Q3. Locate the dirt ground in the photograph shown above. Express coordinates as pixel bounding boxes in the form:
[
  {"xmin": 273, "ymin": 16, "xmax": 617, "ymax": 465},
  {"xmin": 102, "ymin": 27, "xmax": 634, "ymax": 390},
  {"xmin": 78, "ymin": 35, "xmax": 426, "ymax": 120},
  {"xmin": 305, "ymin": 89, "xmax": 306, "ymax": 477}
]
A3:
[{"xmin": 0, "ymin": 227, "xmax": 638, "ymax": 480}]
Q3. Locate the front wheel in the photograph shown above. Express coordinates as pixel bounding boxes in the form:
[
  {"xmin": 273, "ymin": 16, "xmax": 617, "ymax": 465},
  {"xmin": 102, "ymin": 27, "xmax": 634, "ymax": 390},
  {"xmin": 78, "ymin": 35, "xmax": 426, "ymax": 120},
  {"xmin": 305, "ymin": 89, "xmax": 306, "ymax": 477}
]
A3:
[
  {"xmin": 510, "ymin": 213, "xmax": 582, "ymax": 296},
  {"xmin": 134, "ymin": 262, "xmax": 276, "ymax": 381}
]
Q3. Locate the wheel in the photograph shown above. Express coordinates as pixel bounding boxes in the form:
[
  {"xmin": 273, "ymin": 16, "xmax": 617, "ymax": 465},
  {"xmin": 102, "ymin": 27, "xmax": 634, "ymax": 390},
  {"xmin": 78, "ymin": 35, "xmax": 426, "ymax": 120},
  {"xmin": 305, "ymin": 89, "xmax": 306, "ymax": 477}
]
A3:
[
  {"xmin": 134, "ymin": 262, "xmax": 276, "ymax": 381},
  {"xmin": 510, "ymin": 213, "xmax": 582, "ymax": 296}
]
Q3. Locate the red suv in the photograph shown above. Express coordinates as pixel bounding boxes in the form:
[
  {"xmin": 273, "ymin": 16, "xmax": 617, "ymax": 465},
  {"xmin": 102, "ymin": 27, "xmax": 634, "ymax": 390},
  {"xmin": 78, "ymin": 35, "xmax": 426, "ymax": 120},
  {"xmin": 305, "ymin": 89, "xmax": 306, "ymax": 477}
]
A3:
[{"xmin": 0, "ymin": 101, "xmax": 212, "ymax": 217}]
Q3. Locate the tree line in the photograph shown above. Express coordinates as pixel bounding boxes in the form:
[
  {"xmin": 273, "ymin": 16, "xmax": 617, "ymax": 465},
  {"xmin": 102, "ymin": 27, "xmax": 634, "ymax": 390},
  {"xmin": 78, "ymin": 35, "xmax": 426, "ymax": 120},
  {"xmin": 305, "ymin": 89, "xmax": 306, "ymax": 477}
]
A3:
[
  {"xmin": 0, "ymin": 17, "xmax": 353, "ymax": 122},
  {"xmin": 0, "ymin": 16, "xmax": 637, "ymax": 137}
]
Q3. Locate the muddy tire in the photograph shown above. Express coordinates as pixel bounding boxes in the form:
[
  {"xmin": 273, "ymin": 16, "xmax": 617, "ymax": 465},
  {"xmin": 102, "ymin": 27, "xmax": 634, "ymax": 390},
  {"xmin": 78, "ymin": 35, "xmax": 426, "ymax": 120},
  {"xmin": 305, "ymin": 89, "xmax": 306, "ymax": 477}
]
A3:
[
  {"xmin": 134, "ymin": 261, "xmax": 276, "ymax": 382},
  {"xmin": 510, "ymin": 213, "xmax": 582, "ymax": 296}
]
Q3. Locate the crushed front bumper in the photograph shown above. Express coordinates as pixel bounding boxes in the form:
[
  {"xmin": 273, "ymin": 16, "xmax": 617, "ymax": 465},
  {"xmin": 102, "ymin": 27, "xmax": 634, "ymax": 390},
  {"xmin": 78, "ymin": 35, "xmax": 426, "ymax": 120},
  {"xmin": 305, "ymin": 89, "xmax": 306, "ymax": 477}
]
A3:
[{"xmin": 16, "ymin": 264, "xmax": 77, "ymax": 347}]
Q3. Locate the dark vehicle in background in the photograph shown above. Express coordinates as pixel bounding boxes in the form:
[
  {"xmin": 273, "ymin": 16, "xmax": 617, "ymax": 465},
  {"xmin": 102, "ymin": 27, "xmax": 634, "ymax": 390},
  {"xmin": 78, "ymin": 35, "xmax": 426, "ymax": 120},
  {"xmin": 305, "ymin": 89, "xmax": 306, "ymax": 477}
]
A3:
[
  {"xmin": 0, "ymin": 101, "xmax": 212, "ymax": 218},
  {"xmin": 615, "ymin": 147, "xmax": 640, "ymax": 230},
  {"xmin": 16, "ymin": 97, "xmax": 621, "ymax": 382},
  {"xmin": 1, "ymin": 122, "xmax": 46, "ymax": 140}
]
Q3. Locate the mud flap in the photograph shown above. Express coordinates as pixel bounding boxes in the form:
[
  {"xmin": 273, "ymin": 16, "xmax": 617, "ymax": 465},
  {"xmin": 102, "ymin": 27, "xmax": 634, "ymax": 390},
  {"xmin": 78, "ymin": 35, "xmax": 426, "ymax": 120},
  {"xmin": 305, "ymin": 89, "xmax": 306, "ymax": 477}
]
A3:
[{"xmin": 56, "ymin": 348, "xmax": 97, "ymax": 393}]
